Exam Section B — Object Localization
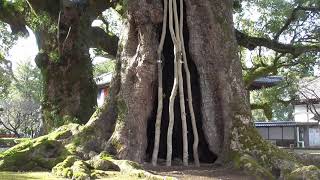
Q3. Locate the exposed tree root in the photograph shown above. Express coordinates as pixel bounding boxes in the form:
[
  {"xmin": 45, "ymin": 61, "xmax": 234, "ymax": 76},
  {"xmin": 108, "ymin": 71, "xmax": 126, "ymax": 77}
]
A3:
[{"xmin": 0, "ymin": 123, "xmax": 175, "ymax": 180}]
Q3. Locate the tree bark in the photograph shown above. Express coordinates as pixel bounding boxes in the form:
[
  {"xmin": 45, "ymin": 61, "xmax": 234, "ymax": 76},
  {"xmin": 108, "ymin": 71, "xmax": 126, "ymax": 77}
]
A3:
[
  {"xmin": 3, "ymin": 1, "xmax": 318, "ymax": 179},
  {"xmin": 102, "ymin": 0, "xmax": 163, "ymax": 163},
  {"xmin": 0, "ymin": 0, "xmax": 119, "ymax": 133},
  {"xmin": 183, "ymin": 0, "xmax": 240, "ymax": 162},
  {"xmin": 105, "ymin": 0, "xmax": 243, "ymax": 163},
  {"xmin": 34, "ymin": 3, "xmax": 97, "ymax": 132}
]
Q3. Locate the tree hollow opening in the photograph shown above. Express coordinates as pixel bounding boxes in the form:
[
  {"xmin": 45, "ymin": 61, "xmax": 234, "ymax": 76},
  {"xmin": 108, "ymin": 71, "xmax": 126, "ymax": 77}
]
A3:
[{"xmin": 146, "ymin": 2, "xmax": 217, "ymax": 164}]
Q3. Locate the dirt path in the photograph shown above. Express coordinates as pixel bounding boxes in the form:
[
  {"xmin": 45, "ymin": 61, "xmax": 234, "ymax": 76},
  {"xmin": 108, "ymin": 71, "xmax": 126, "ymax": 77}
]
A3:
[{"xmin": 144, "ymin": 163, "xmax": 256, "ymax": 180}]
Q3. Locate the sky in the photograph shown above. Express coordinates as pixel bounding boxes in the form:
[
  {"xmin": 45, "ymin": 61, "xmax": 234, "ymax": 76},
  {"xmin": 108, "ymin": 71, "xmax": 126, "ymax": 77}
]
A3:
[
  {"xmin": 7, "ymin": 27, "xmax": 38, "ymax": 69},
  {"xmin": 6, "ymin": 19, "xmax": 113, "ymax": 71},
  {"xmin": 6, "ymin": 7, "xmax": 318, "ymax": 75}
]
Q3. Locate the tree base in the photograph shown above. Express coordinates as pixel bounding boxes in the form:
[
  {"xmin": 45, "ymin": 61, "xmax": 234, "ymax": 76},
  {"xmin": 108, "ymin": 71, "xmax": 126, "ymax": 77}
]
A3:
[
  {"xmin": 0, "ymin": 123, "xmax": 172, "ymax": 180},
  {"xmin": 2, "ymin": 121, "xmax": 320, "ymax": 179},
  {"xmin": 230, "ymin": 117, "xmax": 320, "ymax": 179}
]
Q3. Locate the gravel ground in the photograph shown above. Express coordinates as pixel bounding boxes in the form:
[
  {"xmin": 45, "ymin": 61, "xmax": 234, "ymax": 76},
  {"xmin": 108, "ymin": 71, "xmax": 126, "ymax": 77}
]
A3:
[{"xmin": 144, "ymin": 163, "xmax": 257, "ymax": 180}]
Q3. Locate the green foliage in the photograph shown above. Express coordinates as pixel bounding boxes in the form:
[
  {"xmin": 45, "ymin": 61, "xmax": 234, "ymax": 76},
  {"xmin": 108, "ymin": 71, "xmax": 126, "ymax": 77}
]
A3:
[
  {"xmin": 236, "ymin": 0, "xmax": 320, "ymax": 120},
  {"xmin": 250, "ymin": 81, "xmax": 296, "ymax": 121},
  {"xmin": 0, "ymin": 22, "xmax": 18, "ymax": 98},
  {"xmin": 8, "ymin": 62, "xmax": 43, "ymax": 102},
  {"xmin": 0, "ymin": 22, "xmax": 18, "ymax": 53},
  {"xmin": 0, "ymin": 61, "xmax": 43, "ymax": 137},
  {"xmin": 93, "ymin": 59, "xmax": 115, "ymax": 77},
  {"xmin": 0, "ymin": 59, "xmax": 11, "ymax": 98},
  {"xmin": 27, "ymin": 11, "xmax": 55, "ymax": 32},
  {"xmin": 1, "ymin": 0, "xmax": 25, "ymax": 13}
]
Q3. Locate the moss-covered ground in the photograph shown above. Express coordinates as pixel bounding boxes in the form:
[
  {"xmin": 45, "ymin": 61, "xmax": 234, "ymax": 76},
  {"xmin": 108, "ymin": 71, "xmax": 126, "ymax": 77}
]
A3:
[
  {"xmin": 0, "ymin": 123, "xmax": 169, "ymax": 180},
  {"xmin": 0, "ymin": 138, "xmax": 30, "ymax": 147},
  {"xmin": 0, "ymin": 171, "xmax": 158, "ymax": 180},
  {"xmin": 0, "ymin": 172, "xmax": 65, "ymax": 180}
]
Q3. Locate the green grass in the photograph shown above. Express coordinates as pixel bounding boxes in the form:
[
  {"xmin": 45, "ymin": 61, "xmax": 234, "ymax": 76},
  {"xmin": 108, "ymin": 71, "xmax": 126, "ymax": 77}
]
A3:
[
  {"xmin": 0, "ymin": 172, "xmax": 150, "ymax": 180},
  {"xmin": 0, "ymin": 172, "xmax": 66, "ymax": 180}
]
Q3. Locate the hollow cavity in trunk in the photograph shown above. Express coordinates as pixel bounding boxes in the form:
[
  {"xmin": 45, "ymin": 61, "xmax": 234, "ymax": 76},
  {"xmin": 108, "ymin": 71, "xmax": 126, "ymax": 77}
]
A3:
[{"xmin": 146, "ymin": 9, "xmax": 217, "ymax": 164}]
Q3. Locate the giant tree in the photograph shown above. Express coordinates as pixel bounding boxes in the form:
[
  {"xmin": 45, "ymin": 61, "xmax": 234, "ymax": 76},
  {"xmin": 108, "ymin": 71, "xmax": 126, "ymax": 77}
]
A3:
[
  {"xmin": 236, "ymin": 0, "xmax": 320, "ymax": 119},
  {"xmin": 1, "ymin": 0, "xmax": 320, "ymax": 179},
  {"xmin": 0, "ymin": 0, "xmax": 119, "ymax": 132}
]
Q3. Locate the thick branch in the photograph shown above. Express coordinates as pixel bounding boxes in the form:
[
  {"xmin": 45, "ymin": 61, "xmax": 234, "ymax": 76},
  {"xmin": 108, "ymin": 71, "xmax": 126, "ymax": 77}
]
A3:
[
  {"xmin": 0, "ymin": 1, "xmax": 28, "ymax": 35},
  {"xmin": 88, "ymin": 27, "xmax": 119, "ymax": 57},
  {"xmin": 87, "ymin": 0, "xmax": 119, "ymax": 20},
  {"xmin": 235, "ymin": 29, "xmax": 320, "ymax": 57},
  {"xmin": 274, "ymin": 5, "xmax": 320, "ymax": 40},
  {"xmin": 27, "ymin": 0, "xmax": 60, "ymax": 17}
]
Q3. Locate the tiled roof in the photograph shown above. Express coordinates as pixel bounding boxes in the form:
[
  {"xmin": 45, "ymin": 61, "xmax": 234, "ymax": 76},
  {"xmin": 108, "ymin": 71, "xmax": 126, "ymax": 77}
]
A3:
[
  {"xmin": 94, "ymin": 73, "xmax": 113, "ymax": 87},
  {"xmin": 255, "ymin": 121, "xmax": 296, "ymax": 127},
  {"xmin": 255, "ymin": 121, "xmax": 319, "ymax": 127}
]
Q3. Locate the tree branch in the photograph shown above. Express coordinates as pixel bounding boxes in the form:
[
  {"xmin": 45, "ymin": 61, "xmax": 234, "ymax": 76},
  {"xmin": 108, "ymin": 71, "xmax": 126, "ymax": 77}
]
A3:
[
  {"xmin": 298, "ymin": 88, "xmax": 320, "ymax": 122},
  {"xmin": 88, "ymin": 26, "xmax": 119, "ymax": 57},
  {"xmin": 235, "ymin": 29, "xmax": 320, "ymax": 57},
  {"xmin": 87, "ymin": 0, "xmax": 119, "ymax": 20},
  {"xmin": 273, "ymin": 5, "xmax": 320, "ymax": 41},
  {"xmin": 0, "ymin": 1, "xmax": 28, "ymax": 35}
]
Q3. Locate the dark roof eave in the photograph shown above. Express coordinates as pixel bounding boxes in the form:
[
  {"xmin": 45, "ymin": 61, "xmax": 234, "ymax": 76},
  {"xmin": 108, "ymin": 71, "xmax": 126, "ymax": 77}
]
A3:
[
  {"xmin": 255, "ymin": 121, "xmax": 319, "ymax": 127},
  {"xmin": 293, "ymin": 99, "xmax": 320, "ymax": 105}
]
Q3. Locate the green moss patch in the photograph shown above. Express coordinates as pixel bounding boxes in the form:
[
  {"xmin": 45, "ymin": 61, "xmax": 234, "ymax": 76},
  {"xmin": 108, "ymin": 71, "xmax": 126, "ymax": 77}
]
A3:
[
  {"xmin": 52, "ymin": 152, "xmax": 167, "ymax": 180},
  {"xmin": 231, "ymin": 117, "xmax": 301, "ymax": 179},
  {"xmin": 0, "ymin": 138, "xmax": 30, "ymax": 147},
  {"xmin": 233, "ymin": 153, "xmax": 274, "ymax": 180},
  {"xmin": 0, "ymin": 124, "xmax": 81, "ymax": 171},
  {"xmin": 52, "ymin": 153, "xmax": 119, "ymax": 180},
  {"xmin": 0, "ymin": 124, "xmax": 170, "ymax": 180},
  {"xmin": 0, "ymin": 137, "xmax": 69, "ymax": 171},
  {"xmin": 70, "ymin": 160, "xmax": 91, "ymax": 180}
]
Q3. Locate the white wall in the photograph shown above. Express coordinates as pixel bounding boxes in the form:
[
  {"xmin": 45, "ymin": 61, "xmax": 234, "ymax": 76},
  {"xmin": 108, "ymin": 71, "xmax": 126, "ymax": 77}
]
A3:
[
  {"xmin": 294, "ymin": 104, "xmax": 320, "ymax": 122},
  {"xmin": 309, "ymin": 127, "xmax": 320, "ymax": 146},
  {"xmin": 97, "ymin": 89, "xmax": 105, "ymax": 107}
]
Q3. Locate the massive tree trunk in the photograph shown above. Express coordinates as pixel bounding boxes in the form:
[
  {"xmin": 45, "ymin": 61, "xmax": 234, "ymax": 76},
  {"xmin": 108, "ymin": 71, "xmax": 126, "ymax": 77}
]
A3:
[
  {"xmin": 87, "ymin": 2, "xmax": 309, "ymax": 179},
  {"xmin": 101, "ymin": 0, "xmax": 240, "ymax": 163},
  {"xmin": 79, "ymin": 0, "xmax": 259, "ymax": 164},
  {"xmin": 2, "ymin": 0, "xmax": 320, "ymax": 179},
  {"xmin": 34, "ymin": 2, "xmax": 97, "ymax": 132},
  {"xmin": 0, "ymin": 0, "xmax": 119, "ymax": 133}
]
